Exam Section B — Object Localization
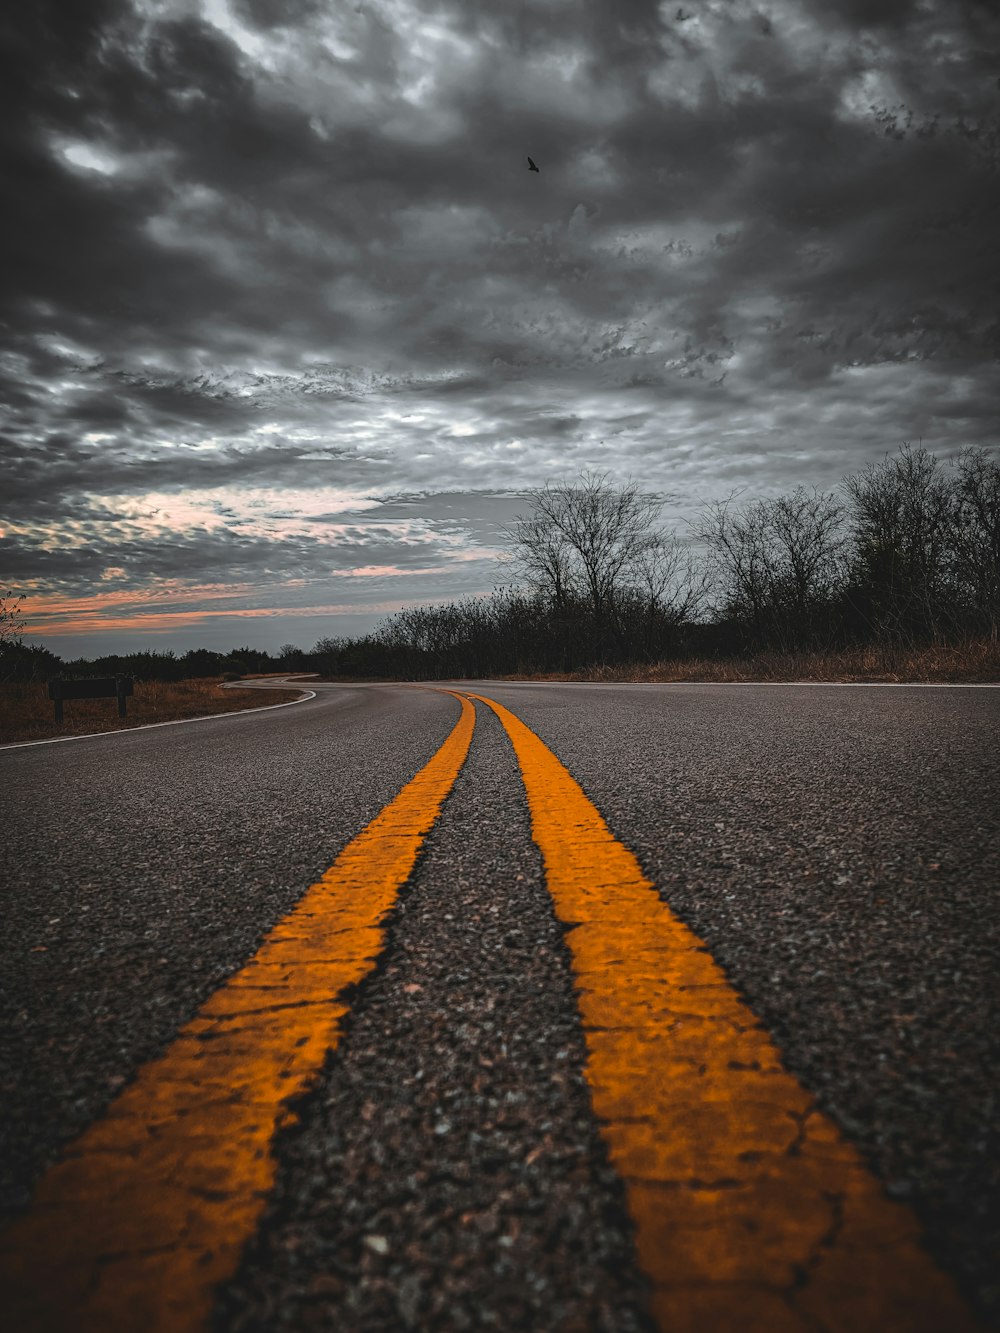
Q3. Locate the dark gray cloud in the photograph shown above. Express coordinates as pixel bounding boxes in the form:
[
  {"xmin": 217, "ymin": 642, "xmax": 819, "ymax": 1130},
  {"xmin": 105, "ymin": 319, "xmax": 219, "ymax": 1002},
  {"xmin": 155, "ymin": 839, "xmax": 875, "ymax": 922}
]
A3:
[{"xmin": 1, "ymin": 0, "xmax": 997, "ymax": 650}]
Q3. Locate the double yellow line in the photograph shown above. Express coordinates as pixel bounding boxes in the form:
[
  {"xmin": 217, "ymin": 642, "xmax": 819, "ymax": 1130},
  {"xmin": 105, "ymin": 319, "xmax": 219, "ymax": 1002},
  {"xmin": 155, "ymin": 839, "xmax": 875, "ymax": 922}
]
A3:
[{"xmin": 0, "ymin": 690, "xmax": 980, "ymax": 1331}]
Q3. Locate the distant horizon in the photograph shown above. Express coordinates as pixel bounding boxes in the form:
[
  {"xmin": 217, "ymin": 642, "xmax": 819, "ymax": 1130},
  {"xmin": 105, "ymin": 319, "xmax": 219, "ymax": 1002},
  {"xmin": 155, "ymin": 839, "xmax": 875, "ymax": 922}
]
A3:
[{"xmin": 18, "ymin": 608, "xmax": 398, "ymax": 660}]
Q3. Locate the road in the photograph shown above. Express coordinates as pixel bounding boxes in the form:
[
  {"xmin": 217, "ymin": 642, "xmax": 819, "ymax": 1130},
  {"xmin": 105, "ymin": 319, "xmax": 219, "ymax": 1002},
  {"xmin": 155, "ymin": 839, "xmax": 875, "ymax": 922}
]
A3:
[{"xmin": 1, "ymin": 680, "xmax": 997, "ymax": 1331}]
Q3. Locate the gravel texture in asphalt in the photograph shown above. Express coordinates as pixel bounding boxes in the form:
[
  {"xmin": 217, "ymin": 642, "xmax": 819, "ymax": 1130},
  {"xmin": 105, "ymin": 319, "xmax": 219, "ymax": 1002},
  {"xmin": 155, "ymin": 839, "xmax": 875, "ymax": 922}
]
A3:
[
  {"xmin": 4, "ymin": 681, "xmax": 998, "ymax": 1330},
  {"xmin": 0, "ymin": 685, "xmax": 457, "ymax": 1219},
  {"xmin": 217, "ymin": 702, "xmax": 653, "ymax": 1333},
  {"xmin": 475, "ymin": 682, "xmax": 1000, "ymax": 1326}
]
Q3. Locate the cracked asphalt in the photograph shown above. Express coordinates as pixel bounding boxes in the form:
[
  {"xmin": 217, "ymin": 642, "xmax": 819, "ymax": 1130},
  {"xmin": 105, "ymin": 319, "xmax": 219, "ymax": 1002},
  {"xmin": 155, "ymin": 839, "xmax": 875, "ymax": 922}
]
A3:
[
  {"xmin": 0, "ymin": 684, "xmax": 456, "ymax": 1220},
  {"xmin": 1, "ymin": 680, "xmax": 997, "ymax": 1330},
  {"xmin": 472, "ymin": 681, "xmax": 1000, "ymax": 1326},
  {"xmin": 218, "ymin": 703, "xmax": 652, "ymax": 1333}
]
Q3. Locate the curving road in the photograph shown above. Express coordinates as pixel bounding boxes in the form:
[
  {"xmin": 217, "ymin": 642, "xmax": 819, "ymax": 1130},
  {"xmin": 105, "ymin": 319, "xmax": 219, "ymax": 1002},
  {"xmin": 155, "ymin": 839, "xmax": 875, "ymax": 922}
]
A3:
[{"xmin": 1, "ymin": 680, "xmax": 998, "ymax": 1331}]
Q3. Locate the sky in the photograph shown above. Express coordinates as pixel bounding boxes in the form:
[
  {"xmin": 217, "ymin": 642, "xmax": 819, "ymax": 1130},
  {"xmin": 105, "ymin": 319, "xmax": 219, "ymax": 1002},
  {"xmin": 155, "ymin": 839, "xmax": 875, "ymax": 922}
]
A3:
[{"xmin": 2, "ymin": 0, "xmax": 998, "ymax": 656}]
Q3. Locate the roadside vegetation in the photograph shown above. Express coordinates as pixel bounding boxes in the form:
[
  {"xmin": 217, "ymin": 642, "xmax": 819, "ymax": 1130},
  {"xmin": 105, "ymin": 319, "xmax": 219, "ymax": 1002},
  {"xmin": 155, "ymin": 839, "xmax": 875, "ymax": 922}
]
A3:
[
  {"xmin": 1, "ymin": 443, "xmax": 997, "ymax": 693},
  {"xmin": 0, "ymin": 678, "xmax": 305, "ymax": 746},
  {"xmin": 312, "ymin": 443, "xmax": 1000, "ymax": 683},
  {"xmin": 521, "ymin": 640, "xmax": 1000, "ymax": 685}
]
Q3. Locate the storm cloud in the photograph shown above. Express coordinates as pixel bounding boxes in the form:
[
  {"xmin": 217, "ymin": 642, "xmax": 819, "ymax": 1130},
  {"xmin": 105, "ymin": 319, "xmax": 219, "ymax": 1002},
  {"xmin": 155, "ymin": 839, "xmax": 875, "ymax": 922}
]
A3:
[{"xmin": 2, "ymin": 0, "xmax": 997, "ymax": 650}]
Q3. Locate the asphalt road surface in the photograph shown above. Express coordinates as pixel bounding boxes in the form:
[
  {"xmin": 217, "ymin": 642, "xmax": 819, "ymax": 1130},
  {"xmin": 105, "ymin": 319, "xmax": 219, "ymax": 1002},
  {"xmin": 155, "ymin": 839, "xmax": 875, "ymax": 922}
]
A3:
[{"xmin": 1, "ymin": 680, "xmax": 997, "ymax": 1332}]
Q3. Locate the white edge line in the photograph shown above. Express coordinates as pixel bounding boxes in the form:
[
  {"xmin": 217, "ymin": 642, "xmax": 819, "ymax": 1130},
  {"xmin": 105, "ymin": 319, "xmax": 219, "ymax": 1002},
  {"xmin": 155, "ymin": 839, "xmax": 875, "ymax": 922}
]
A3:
[
  {"xmin": 711, "ymin": 681, "xmax": 1000, "ymax": 688},
  {"xmin": 471, "ymin": 680, "xmax": 1000, "ymax": 690},
  {"xmin": 664, "ymin": 680, "xmax": 1000, "ymax": 688},
  {"xmin": 0, "ymin": 685, "xmax": 318, "ymax": 752}
]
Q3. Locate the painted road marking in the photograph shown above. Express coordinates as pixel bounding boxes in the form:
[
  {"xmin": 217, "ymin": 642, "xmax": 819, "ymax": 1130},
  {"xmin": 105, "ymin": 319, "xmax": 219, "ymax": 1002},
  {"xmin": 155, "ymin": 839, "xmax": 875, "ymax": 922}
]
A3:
[
  {"xmin": 0, "ymin": 695, "xmax": 475, "ymax": 1333},
  {"xmin": 469, "ymin": 691, "xmax": 981, "ymax": 1333}
]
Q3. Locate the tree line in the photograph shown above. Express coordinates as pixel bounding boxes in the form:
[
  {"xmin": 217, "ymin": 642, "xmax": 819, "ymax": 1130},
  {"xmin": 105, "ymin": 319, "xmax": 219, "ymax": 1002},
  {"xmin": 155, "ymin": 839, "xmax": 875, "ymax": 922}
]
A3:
[
  {"xmin": 2, "ymin": 443, "xmax": 997, "ymax": 683},
  {"xmin": 0, "ymin": 641, "xmax": 288, "ymax": 684},
  {"xmin": 314, "ymin": 443, "xmax": 1000, "ymax": 679}
]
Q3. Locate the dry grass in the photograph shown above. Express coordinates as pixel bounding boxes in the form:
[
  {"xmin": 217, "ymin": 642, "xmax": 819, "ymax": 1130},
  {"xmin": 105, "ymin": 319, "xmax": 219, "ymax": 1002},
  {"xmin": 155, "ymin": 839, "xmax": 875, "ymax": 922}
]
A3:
[
  {"xmin": 0, "ymin": 678, "xmax": 306, "ymax": 746},
  {"xmin": 509, "ymin": 639, "xmax": 1000, "ymax": 685},
  {"xmin": 238, "ymin": 671, "xmax": 311, "ymax": 679}
]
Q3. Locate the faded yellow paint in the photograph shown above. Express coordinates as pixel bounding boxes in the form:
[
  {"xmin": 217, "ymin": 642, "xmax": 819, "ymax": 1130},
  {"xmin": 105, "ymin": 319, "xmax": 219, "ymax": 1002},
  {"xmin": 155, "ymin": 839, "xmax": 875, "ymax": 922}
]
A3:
[
  {"xmin": 0, "ymin": 694, "xmax": 475, "ymax": 1333},
  {"xmin": 470, "ymin": 691, "xmax": 981, "ymax": 1333}
]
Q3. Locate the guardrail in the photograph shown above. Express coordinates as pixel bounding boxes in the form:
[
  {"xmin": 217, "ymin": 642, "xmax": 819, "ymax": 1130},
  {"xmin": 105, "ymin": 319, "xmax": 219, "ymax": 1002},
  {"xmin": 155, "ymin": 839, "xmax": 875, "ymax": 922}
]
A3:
[{"xmin": 47, "ymin": 676, "xmax": 134, "ymax": 725}]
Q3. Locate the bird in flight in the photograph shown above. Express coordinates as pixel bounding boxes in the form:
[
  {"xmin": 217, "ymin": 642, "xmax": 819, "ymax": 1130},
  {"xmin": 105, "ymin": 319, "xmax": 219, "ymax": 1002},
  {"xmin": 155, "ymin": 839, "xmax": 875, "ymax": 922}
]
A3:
[{"xmin": 527, "ymin": 156, "xmax": 539, "ymax": 173}]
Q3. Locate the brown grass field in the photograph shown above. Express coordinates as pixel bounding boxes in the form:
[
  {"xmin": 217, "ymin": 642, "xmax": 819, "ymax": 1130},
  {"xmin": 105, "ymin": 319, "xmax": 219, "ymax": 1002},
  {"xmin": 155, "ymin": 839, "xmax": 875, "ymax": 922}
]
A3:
[
  {"xmin": 0, "ymin": 678, "xmax": 307, "ymax": 746},
  {"xmin": 510, "ymin": 639, "xmax": 1000, "ymax": 685}
]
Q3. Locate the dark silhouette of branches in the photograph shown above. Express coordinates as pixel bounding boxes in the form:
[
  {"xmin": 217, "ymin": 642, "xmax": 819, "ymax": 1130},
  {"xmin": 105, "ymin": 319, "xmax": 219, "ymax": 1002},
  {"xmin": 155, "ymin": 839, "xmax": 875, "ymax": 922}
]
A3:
[
  {"xmin": 952, "ymin": 447, "xmax": 1000, "ymax": 641},
  {"xmin": 0, "ymin": 590, "xmax": 25, "ymax": 646},
  {"xmin": 696, "ymin": 487, "xmax": 845, "ymax": 651},
  {"xmin": 504, "ymin": 472, "xmax": 674, "ymax": 660},
  {"xmin": 628, "ymin": 532, "xmax": 711, "ymax": 655},
  {"xmin": 843, "ymin": 444, "xmax": 954, "ymax": 645}
]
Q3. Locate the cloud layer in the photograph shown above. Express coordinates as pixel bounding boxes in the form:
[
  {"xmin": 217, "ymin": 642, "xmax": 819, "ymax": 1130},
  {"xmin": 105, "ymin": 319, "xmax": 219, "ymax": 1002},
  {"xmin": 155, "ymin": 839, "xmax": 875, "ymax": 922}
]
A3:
[{"xmin": 2, "ymin": 0, "xmax": 997, "ymax": 649}]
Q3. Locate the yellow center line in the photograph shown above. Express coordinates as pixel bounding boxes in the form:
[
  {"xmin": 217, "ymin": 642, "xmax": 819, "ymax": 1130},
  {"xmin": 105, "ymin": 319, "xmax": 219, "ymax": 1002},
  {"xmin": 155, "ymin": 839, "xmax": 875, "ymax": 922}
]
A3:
[
  {"xmin": 467, "ymin": 691, "xmax": 981, "ymax": 1333},
  {"xmin": 0, "ymin": 695, "xmax": 475, "ymax": 1333}
]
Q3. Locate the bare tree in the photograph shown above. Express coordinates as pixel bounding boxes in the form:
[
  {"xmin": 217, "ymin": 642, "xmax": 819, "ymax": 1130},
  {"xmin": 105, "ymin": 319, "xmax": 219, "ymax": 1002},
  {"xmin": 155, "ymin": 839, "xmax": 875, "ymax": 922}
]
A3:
[
  {"xmin": 697, "ymin": 487, "xmax": 845, "ymax": 650},
  {"xmin": 276, "ymin": 642, "xmax": 306, "ymax": 671},
  {"xmin": 629, "ymin": 532, "xmax": 711, "ymax": 653},
  {"xmin": 0, "ymin": 590, "xmax": 25, "ymax": 646},
  {"xmin": 502, "ymin": 512, "xmax": 577, "ymax": 609},
  {"xmin": 952, "ymin": 447, "xmax": 1000, "ymax": 641},
  {"xmin": 768, "ymin": 488, "xmax": 846, "ymax": 632},
  {"xmin": 696, "ymin": 494, "xmax": 771, "ymax": 639},
  {"xmin": 506, "ymin": 472, "xmax": 663, "ymax": 621},
  {"xmin": 843, "ymin": 444, "xmax": 954, "ymax": 644}
]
